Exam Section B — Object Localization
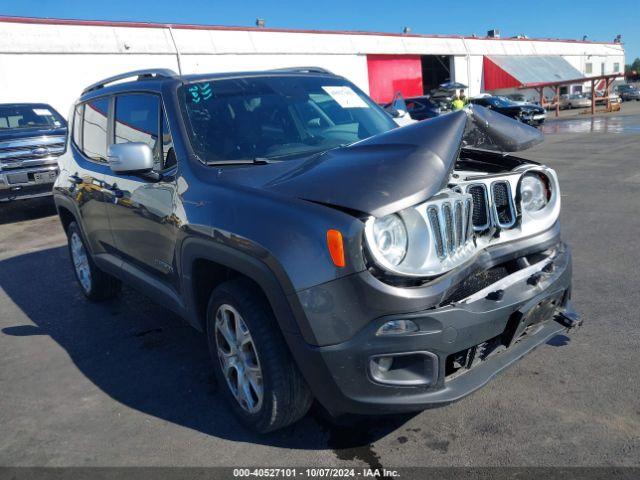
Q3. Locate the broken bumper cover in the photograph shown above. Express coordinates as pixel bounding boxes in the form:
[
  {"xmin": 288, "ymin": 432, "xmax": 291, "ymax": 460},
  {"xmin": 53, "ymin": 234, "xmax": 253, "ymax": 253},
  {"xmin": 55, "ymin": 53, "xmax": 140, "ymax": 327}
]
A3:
[{"xmin": 285, "ymin": 243, "xmax": 574, "ymax": 416}]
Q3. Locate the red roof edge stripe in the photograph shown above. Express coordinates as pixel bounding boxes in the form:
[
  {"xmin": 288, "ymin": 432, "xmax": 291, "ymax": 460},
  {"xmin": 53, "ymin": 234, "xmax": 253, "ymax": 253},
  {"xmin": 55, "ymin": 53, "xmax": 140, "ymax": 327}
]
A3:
[{"xmin": 0, "ymin": 15, "xmax": 620, "ymax": 46}]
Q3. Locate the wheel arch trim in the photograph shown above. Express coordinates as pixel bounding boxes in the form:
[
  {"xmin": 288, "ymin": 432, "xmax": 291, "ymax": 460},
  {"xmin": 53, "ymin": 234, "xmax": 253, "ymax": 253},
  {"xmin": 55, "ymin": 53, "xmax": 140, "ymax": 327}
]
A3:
[{"xmin": 180, "ymin": 237, "xmax": 313, "ymax": 341}]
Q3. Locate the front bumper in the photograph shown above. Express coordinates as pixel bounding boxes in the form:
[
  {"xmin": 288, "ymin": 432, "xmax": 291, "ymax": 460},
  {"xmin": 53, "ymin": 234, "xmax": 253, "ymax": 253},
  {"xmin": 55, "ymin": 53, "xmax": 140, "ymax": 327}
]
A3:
[
  {"xmin": 522, "ymin": 114, "xmax": 546, "ymax": 126},
  {"xmin": 0, "ymin": 165, "xmax": 58, "ymax": 201},
  {"xmin": 285, "ymin": 242, "xmax": 574, "ymax": 416}
]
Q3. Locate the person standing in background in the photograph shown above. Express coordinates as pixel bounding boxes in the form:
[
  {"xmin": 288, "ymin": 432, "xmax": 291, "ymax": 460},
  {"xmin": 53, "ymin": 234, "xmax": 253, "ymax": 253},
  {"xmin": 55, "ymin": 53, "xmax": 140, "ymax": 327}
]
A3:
[
  {"xmin": 459, "ymin": 89, "xmax": 468, "ymax": 105},
  {"xmin": 451, "ymin": 91, "xmax": 465, "ymax": 110}
]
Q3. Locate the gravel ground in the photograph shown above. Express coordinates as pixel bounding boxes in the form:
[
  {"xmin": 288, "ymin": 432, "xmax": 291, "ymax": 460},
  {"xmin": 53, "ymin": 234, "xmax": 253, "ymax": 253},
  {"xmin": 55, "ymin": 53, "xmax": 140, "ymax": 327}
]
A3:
[{"xmin": 0, "ymin": 114, "xmax": 638, "ymax": 468}]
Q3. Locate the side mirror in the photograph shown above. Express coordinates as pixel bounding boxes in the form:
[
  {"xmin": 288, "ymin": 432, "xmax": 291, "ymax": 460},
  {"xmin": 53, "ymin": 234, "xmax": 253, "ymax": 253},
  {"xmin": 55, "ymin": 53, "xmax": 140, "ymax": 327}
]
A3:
[{"xmin": 107, "ymin": 143, "xmax": 154, "ymax": 175}]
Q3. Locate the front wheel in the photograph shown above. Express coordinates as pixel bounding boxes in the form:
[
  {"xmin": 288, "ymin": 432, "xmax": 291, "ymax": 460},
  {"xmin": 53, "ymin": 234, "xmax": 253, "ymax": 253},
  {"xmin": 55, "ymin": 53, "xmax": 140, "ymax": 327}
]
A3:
[
  {"xmin": 206, "ymin": 278, "xmax": 313, "ymax": 433},
  {"xmin": 67, "ymin": 221, "xmax": 121, "ymax": 301}
]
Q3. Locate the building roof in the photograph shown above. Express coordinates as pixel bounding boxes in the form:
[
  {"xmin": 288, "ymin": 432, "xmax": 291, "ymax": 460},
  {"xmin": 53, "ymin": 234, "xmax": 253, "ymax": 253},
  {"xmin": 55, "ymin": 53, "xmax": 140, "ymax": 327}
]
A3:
[
  {"xmin": 0, "ymin": 15, "xmax": 620, "ymax": 45},
  {"xmin": 487, "ymin": 55, "xmax": 584, "ymax": 86}
]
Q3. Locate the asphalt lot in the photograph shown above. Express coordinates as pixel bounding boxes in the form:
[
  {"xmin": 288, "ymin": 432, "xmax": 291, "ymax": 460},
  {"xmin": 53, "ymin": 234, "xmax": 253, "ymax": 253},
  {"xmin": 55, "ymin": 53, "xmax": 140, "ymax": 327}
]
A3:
[{"xmin": 1, "ymin": 114, "xmax": 639, "ymax": 468}]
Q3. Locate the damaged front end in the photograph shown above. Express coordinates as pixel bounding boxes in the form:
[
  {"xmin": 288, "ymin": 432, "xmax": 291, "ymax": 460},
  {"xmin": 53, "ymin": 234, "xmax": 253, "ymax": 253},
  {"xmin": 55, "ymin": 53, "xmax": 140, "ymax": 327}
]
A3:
[
  {"xmin": 360, "ymin": 106, "xmax": 559, "ymax": 283},
  {"xmin": 285, "ymin": 106, "xmax": 579, "ymax": 415}
]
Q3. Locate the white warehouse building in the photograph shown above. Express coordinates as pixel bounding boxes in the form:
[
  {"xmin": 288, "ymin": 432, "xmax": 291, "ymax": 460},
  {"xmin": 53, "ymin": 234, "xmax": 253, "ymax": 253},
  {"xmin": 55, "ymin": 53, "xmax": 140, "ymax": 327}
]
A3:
[{"xmin": 0, "ymin": 16, "xmax": 626, "ymax": 118}]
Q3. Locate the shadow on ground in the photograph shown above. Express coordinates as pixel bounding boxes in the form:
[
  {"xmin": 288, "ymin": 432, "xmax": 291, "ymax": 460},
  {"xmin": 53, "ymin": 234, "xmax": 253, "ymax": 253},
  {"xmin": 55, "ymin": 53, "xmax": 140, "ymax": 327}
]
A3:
[
  {"xmin": 0, "ymin": 246, "xmax": 414, "ymax": 463},
  {"xmin": 0, "ymin": 197, "xmax": 57, "ymax": 225}
]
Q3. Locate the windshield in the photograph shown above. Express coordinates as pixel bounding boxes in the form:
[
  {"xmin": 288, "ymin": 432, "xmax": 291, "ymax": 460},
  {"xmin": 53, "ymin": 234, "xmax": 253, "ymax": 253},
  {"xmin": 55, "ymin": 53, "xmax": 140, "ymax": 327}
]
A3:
[
  {"xmin": 0, "ymin": 104, "xmax": 65, "ymax": 130},
  {"xmin": 180, "ymin": 76, "xmax": 397, "ymax": 163}
]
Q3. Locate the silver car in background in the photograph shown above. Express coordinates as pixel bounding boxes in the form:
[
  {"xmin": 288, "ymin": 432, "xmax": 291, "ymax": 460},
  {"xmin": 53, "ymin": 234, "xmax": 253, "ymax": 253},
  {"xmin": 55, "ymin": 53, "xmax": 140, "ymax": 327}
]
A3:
[{"xmin": 559, "ymin": 94, "xmax": 591, "ymax": 109}]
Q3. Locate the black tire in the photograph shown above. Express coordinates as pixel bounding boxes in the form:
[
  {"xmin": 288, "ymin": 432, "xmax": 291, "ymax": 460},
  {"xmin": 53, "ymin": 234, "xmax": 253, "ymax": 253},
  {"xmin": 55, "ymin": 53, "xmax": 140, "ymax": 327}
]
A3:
[
  {"xmin": 206, "ymin": 278, "xmax": 313, "ymax": 433},
  {"xmin": 66, "ymin": 221, "xmax": 121, "ymax": 301}
]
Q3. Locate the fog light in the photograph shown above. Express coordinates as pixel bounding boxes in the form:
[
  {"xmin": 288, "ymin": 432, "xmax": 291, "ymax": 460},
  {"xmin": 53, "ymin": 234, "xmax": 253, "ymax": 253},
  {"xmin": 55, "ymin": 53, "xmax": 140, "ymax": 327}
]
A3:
[
  {"xmin": 376, "ymin": 319, "xmax": 418, "ymax": 336},
  {"xmin": 374, "ymin": 356, "xmax": 394, "ymax": 372},
  {"xmin": 369, "ymin": 351, "xmax": 439, "ymax": 386}
]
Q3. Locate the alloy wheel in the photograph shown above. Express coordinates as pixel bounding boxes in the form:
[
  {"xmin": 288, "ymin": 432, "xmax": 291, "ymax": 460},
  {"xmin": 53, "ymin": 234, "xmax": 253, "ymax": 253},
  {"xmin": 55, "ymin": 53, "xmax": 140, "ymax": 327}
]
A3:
[
  {"xmin": 214, "ymin": 304, "xmax": 264, "ymax": 413},
  {"xmin": 70, "ymin": 232, "xmax": 92, "ymax": 293}
]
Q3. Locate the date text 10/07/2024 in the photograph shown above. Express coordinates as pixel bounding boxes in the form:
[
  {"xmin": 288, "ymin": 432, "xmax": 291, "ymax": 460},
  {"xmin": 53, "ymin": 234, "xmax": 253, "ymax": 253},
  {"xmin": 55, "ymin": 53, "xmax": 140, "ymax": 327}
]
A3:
[{"xmin": 233, "ymin": 468, "xmax": 401, "ymax": 478}]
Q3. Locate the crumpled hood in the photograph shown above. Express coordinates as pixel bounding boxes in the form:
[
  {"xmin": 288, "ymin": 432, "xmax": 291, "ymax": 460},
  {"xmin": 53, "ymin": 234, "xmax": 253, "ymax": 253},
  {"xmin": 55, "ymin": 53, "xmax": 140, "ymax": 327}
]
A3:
[
  {"xmin": 267, "ymin": 110, "xmax": 468, "ymax": 217},
  {"xmin": 264, "ymin": 106, "xmax": 543, "ymax": 217}
]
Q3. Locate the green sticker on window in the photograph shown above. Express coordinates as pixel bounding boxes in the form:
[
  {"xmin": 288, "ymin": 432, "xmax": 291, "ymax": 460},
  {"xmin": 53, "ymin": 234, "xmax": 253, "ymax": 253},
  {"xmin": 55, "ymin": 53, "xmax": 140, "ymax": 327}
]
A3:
[
  {"xmin": 200, "ymin": 83, "xmax": 213, "ymax": 100},
  {"xmin": 188, "ymin": 83, "xmax": 213, "ymax": 103},
  {"xmin": 188, "ymin": 85, "xmax": 201, "ymax": 103}
]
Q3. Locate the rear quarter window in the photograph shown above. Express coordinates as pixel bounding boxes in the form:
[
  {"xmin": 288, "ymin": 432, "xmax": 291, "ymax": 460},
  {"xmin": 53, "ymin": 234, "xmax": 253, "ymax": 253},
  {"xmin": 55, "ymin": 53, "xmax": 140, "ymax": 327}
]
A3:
[
  {"xmin": 72, "ymin": 104, "xmax": 84, "ymax": 149},
  {"xmin": 82, "ymin": 98, "xmax": 109, "ymax": 162}
]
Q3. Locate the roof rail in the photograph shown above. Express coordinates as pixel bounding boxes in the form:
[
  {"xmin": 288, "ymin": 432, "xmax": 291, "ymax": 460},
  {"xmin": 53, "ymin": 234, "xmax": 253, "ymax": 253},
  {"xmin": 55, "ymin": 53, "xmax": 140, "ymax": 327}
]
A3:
[
  {"xmin": 269, "ymin": 66, "xmax": 335, "ymax": 75},
  {"xmin": 82, "ymin": 68, "xmax": 178, "ymax": 95}
]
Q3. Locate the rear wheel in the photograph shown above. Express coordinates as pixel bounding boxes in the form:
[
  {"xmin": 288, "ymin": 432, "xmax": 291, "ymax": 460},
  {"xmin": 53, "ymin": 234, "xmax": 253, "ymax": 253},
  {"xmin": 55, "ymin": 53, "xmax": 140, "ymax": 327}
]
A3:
[
  {"xmin": 206, "ymin": 278, "xmax": 313, "ymax": 433},
  {"xmin": 67, "ymin": 221, "xmax": 121, "ymax": 301}
]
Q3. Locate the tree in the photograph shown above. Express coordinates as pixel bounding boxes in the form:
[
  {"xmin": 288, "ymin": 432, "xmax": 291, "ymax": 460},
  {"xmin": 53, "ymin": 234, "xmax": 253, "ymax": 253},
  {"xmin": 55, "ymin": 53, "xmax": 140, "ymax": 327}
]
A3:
[{"xmin": 625, "ymin": 58, "xmax": 640, "ymax": 80}]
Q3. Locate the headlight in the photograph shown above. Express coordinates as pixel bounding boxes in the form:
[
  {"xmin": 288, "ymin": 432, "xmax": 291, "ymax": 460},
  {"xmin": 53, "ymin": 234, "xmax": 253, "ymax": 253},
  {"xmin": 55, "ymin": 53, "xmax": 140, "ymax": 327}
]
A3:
[
  {"xmin": 520, "ymin": 173, "xmax": 549, "ymax": 211},
  {"xmin": 371, "ymin": 214, "xmax": 407, "ymax": 266}
]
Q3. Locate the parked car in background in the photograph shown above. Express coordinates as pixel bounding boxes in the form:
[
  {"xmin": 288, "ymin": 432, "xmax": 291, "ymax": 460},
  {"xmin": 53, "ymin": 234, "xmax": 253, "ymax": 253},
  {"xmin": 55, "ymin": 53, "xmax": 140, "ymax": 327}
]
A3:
[
  {"xmin": 469, "ymin": 96, "xmax": 546, "ymax": 126},
  {"xmin": 503, "ymin": 93, "xmax": 537, "ymax": 105},
  {"xmin": 0, "ymin": 103, "xmax": 67, "ymax": 202},
  {"xmin": 559, "ymin": 94, "xmax": 591, "ymax": 109},
  {"xmin": 590, "ymin": 91, "xmax": 622, "ymax": 110},
  {"xmin": 616, "ymin": 84, "xmax": 640, "ymax": 101},
  {"xmin": 383, "ymin": 95, "xmax": 441, "ymax": 121},
  {"xmin": 382, "ymin": 92, "xmax": 417, "ymax": 126}
]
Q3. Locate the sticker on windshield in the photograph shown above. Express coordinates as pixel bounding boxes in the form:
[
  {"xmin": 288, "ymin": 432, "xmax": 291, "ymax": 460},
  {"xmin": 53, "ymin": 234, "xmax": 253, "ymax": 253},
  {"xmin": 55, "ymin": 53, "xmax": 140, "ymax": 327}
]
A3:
[
  {"xmin": 33, "ymin": 108, "xmax": 52, "ymax": 116},
  {"xmin": 322, "ymin": 86, "xmax": 368, "ymax": 108},
  {"xmin": 188, "ymin": 83, "xmax": 213, "ymax": 104}
]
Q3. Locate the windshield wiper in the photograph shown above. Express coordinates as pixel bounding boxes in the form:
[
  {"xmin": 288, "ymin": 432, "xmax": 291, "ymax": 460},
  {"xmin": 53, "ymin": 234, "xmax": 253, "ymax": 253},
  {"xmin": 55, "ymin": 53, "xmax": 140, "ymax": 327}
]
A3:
[{"xmin": 205, "ymin": 157, "xmax": 277, "ymax": 166}]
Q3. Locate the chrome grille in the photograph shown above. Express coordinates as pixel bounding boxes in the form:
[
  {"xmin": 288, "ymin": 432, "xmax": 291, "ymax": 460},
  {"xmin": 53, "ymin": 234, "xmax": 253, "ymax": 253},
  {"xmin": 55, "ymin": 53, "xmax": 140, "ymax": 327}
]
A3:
[{"xmin": 0, "ymin": 135, "xmax": 66, "ymax": 169}]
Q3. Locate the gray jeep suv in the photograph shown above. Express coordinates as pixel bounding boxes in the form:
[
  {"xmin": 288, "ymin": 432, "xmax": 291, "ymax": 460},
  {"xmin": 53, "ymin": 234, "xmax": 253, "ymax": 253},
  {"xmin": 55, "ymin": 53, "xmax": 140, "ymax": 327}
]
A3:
[{"xmin": 54, "ymin": 68, "xmax": 580, "ymax": 432}]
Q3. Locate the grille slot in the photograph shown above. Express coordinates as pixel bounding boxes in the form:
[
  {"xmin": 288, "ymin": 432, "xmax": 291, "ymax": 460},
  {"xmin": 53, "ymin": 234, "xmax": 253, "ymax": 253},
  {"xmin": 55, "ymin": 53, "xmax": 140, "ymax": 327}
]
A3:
[
  {"xmin": 454, "ymin": 201, "xmax": 463, "ymax": 248},
  {"xmin": 467, "ymin": 184, "xmax": 490, "ymax": 230},
  {"xmin": 491, "ymin": 181, "xmax": 516, "ymax": 228},
  {"xmin": 442, "ymin": 203, "xmax": 455, "ymax": 254},
  {"xmin": 427, "ymin": 207, "xmax": 445, "ymax": 259},
  {"xmin": 464, "ymin": 198, "xmax": 474, "ymax": 241}
]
